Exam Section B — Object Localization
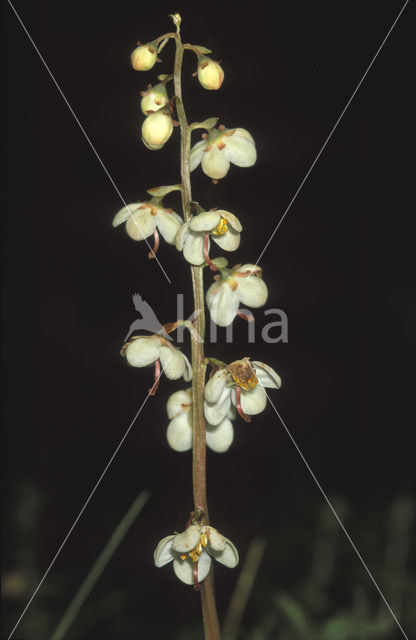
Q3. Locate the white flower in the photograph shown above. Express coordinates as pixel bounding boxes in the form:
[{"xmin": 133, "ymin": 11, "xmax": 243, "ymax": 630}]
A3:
[
  {"xmin": 197, "ymin": 57, "xmax": 224, "ymax": 90},
  {"xmin": 112, "ymin": 201, "xmax": 182, "ymax": 257},
  {"xmin": 142, "ymin": 109, "xmax": 173, "ymax": 149},
  {"xmin": 204, "ymin": 358, "xmax": 281, "ymax": 424},
  {"xmin": 176, "ymin": 210, "xmax": 242, "ymax": 266},
  {"xmin": 131, "ymin": 42, "xmax": 158, "ymax": 71},
  {"xmin": 190, "ymin": 126, "xmax": 256, "ymax": 180},
  {"xmin": 154, "ymin": 523, "xmax": 239, "ymax": 586},
  {"xmin": 140, "ymin": 82, "xmax": 169, "ymax": 114},
  {"xmin": 166, "ymin": 389, "xmax": 235, "ymax": 453},
  {"xmin": 206, "ymin": 264, "xmax": 268, "ymax": 327},
  {"xmin": 122, "ymin": 334, "xmax": 192, "ymax": 394}
]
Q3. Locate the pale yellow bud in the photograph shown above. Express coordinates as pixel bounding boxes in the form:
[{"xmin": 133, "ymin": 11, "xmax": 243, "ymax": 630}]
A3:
[
  {"xmin": 131, "ymin": 43, "xmax": 157, "ymax": 71},
  {"xmin": 141, "ymin": 110, "xmax": 173, "ymax": 148},
  {"xmin": 141, "ymin": 83, "xmax": 169, "ymax": 115},
  {"xmin": 197, "ymin": 57, "xmax": 224, "ymax": 90}
]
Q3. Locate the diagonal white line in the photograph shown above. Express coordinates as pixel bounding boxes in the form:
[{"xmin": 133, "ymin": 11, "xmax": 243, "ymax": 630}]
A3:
[
  {"xmin": 254, "ymin": 0, "xmax": 410, "ymax": 267},
  {"xmin": 6, "ymin": 347, "xmax": 176, "ymax": 639},
  {"xmin": 263, "ymin": 389, "xmax": 409, "ymax": 640},
  {"xmin": 7, "ymin": 0, "xmax": 173, "ymax": 285}
]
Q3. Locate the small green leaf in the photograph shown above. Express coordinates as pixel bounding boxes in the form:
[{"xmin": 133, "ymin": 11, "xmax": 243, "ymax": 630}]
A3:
[
  {"xmin": 147, "ymin": 184, "xmax": 182, "ymax": 198},
  {"xmin": 211, "ymin": 256, "xmax": 228, "ymax": 269},
  {"xmin": 192, "ymin": 44, "xmax": 212, "ymax": 55},
  {"xmin": 190, "ymin": 117, "xmax": 219, "ymax": 132}
]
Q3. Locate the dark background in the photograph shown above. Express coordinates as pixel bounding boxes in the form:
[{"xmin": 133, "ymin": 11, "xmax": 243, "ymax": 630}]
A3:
[{"xmin": 1, "ymin": 1, "xmax": 415, "ymax": 638}]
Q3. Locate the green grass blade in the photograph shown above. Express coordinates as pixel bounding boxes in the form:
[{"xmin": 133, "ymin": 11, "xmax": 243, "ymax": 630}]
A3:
[{"xmin": 50, "ymin": 489, "xmax": 150, "ymax": 640}]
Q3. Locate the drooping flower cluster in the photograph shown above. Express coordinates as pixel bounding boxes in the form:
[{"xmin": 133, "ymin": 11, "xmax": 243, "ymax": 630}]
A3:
[
  {"xmin": 204, "ymin": 358, "xmax": 281, "ymax": 424},
  {"xmin": 154, "ymin": 523, "xmax": 238, "ymax": 587},
  {"xmin": 206, "ymin": 263, "xmax": 268, "ymax": 326},
  {"xmin": 190, "ymin": 126, "xmax": 257, "ymax": 181},
  {"xmin": 176, "ymin": 209, "xmax": 242, "ymax": 266},
  {"xmin": 121, "ymin": 334, "xmax": 192, "ymax": 394},
  {"xmin": 166, "ymin": 388, "xmax": 235, "ymax": 453}
]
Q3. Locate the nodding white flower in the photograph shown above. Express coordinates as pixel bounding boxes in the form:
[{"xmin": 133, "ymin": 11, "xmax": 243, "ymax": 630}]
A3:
[
  {"xmin": 142, "ymin": 109, "xmax": 173, "ymax": 149},
  {"xmin": 112, "ymin": 200, "xmax": 182, "ymax": 258},
  {"xmin": 131, "ymin": 43, "xmax": 158, "ymax": 71},
  {"xmin": 122, "ymin": 335, "xmax": 192, "ymax": 395},
  {"xmin": 204, "ymin": 358, "xmax": 281, "ymax": 424},
  {"xmin": 166, "ymin": 389, "xmax": 235, "ymax": 453},
  {"xmin": 154, "ymin": 523, "xmax": 238, "ymax": 587},
  {"xmin": 176, "ymin": 210, "xmax": 242, "ymax": 266},
  {"xmin": 190, "ymin": 126, "xmax": 256, "ymax": 181},
  {"xmin": 197, "ymin": 56, "xmax": 224, "ymax": 90},
  {"xmin": 140, "ymin": 82, "xmax": 169, "ymax": 114},
  {"xmin": 206, "ymin": 264, "xmax": 267, "ymax": 327}
]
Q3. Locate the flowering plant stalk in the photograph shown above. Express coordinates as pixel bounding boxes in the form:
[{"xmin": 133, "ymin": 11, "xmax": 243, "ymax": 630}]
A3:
[{"xmin": 114, "ymin": 13, "xmax": 281, "ymax": 639}]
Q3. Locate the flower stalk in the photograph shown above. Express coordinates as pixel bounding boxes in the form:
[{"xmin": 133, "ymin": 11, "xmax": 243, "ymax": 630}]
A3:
[{"xmin": 172, "ymin": 17, "xmax": 221, "ymax": 639}]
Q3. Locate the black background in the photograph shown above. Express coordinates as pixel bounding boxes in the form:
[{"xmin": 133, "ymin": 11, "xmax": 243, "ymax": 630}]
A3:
[{"xmin": 1, "ymin": 1, "xmax": 415, "ymax": 638}]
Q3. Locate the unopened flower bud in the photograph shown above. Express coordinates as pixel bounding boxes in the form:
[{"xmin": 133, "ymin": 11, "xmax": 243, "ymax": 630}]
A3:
[
  {"xmin": 141, "ymin": 82, "xmax": 169, "ymax": 115},
  {"xmin": 141, "ymin": 109, "xmax": 173, "ymax": 149},
  {"xmin": 131, "ymin": 42, "xmax": 158, "ymax": 71},
  {"xmin": 197, "ymin": 57, "xmax": 224, "ymax": 90}
]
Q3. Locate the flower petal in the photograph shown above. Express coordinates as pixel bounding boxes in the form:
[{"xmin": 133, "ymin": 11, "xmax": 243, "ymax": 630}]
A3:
[
  {"xmin": 209, "ymin": 537, "xmax": 239, "ymax": 568},
  {"xmin": 183, "ymin": 232, "xmax": 206, "ymax": 265},
  {"xmin": 189, "ymin": 211, "xmax": 220, "ymax": 232},
  {"xmin": 204, "ymin": 368, "xmax": 229, "ymax": 403},
  {"xmin": 181, "ymin": 353, "xmax": 193, "ymax": 382},
  {"xmin": 237, "ymin": 276, "xmax": 268, "ymax": 308},
  {"xmin": 203, "ymin": 526, "xmax": 226, "ymax": 551},
  {"xmin": 154, "ymin": 535, "xmax": 175, "ymax": 567},
  {"xmin": 197, "ymin": 549, "xmax": 212, "ymax": 582},
  {"xmin": 227, "ymin": 404, "xmax": 237, "ymax": 420},
  {"xmin": 166, "ymin": 389, "xmax": 192, "ymax": 419},
  {"xmin": 167, "ymin": 413, "xmax": 192, "ymax": 452},
  {"xmin": 201, "ymin": 146, "xmax": 230, "ymax": 179},
  {"xmin": 206, "ymin": 281, "xmax": 240, "ymax": 327},
  {"xmin": 125, "ymin": 208, "xmax": 157, "ymax": 241},
  {"xmin": 159, "ymin": 344, "xmax": 186, "ymax": 380},
  {"xmin": 252, "ymin": 361, "xmax": 282, "ymax": 389},
  {"xmin": 173, "ymin": 557, "xmax": 194, "ymax": 584},
  {"xmin": 175, "ymin": 222, "xmax": 190, "ymax": 251},
  {"xmin": 204, "ymin": 385, "xmax": 232, "ymax": 426},
  {"xmin": 156, "ymin": 209, "xmax": 183, "ymax": 244},
  {"xmin": 206, "ymin": 418, "xmax": 234, "ymax": 453},
  {"xmin": 172, "ymin": 525, "xmax": 201, "ymax": 553},
  {"xmin": 124, "ymin": 335, "xmax": 159, "ymax": 367},
  {"xmin": 173, "ymin": 552, "xmax": 212, "ymax": 585},
  {"xmin": 212, "ymin": 228, "xmax": 240, "ymax": 251},
  {"xmin": 232, "ymin": 384, "xmax": 267, "ymax": 415},
  {"xmin": 112, "ymin": 203, "xmax": 146, "ymax": 227},
  {"xmin": 217, "ymin": 210, "xmax": 242, "ymax": 232},
  {"xmin": 224, "ymin": 128, "xmax": 257, "ymax": 167},
  {"xmin": 190, "ymin": 139, "xmax": 207, "ymax": 172}
]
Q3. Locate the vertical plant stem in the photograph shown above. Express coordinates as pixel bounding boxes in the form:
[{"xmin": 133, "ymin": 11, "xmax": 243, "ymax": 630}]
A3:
[{"xmin": 172, "ymin": 18, "xmax": 220, "ymax": 640}]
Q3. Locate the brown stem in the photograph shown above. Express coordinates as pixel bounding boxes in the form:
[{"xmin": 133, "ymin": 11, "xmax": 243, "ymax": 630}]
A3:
[{"xmin": 173, "ymin": 19, "xmax": 221, "ymax": 640}]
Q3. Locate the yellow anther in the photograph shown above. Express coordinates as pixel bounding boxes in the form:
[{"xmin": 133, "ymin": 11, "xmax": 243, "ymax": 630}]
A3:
[
  {"xmin": 232, "ymin": 371, "xmax": 258, "ymax": 391},
  {"xmin": 179, "ymin": 534, "xmax": 208, "ymax": 564},
  {"xmin": 228, "ymin": 359, "xmax": 258, "ymax": 391},
  {"xmin": 212, "ymin": 217, "xmax": 229, "ymax": 236}
]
